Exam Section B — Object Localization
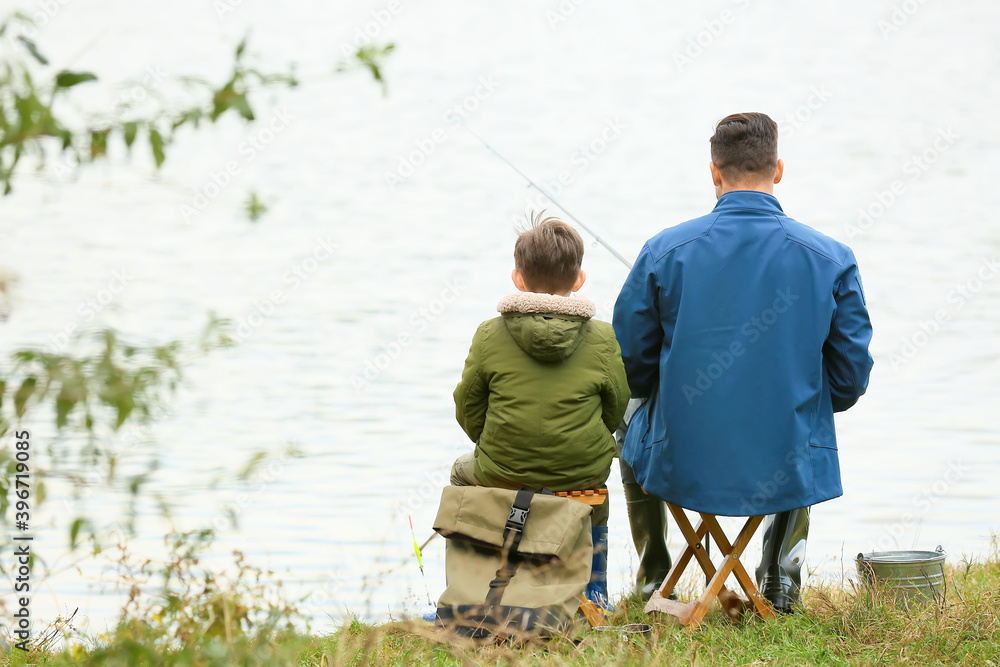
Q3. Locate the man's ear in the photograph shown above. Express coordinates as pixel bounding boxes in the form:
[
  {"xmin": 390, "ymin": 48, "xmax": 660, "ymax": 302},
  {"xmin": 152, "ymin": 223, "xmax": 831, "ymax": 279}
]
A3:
[
  {"xmin": 512, "ymin": 268, "xmax": 528, "ymax": 292},
  {"xmin": 773, "ymin": 158, "xmax": 784, "ymax": 185},
  {"xmin": 571, "ymin": 270, "xmax": 586, "ymax": 293},
  {"xmin": 710, "ymin": 161, "xmax": 723, "ymax": 187}
]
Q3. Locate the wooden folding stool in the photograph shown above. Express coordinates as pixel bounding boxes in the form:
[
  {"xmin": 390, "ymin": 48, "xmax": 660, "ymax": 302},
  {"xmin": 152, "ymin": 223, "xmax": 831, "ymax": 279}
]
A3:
[{"xmin": 644, "ymin": 503, "xmax": 776, "ymax": 630}]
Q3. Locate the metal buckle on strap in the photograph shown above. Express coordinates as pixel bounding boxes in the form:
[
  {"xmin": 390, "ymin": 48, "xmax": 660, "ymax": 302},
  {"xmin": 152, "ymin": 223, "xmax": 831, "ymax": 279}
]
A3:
[{"xmin": 506, "ymin": 506, "xmax": 529, "ymax": 532}]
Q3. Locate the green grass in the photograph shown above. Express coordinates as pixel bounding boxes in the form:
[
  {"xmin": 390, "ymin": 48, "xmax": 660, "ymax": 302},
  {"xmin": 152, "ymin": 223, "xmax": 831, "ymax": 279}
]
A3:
[{"xmin": 5, "ymin": 556, "xmax": 999, "ymax": 666}]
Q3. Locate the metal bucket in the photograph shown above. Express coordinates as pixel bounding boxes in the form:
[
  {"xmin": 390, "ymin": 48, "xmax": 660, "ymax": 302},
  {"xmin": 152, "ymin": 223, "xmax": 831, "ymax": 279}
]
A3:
[{"xmin": 855, "ymin": 546, "xmax": 946, "ymax": 604}]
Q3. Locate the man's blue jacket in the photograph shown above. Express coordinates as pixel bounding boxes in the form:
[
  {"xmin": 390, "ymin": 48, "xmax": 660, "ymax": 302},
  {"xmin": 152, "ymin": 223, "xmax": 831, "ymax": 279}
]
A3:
[{"xmin": 613, "ymin": 190, "xmax": 874, "ymax": 516}]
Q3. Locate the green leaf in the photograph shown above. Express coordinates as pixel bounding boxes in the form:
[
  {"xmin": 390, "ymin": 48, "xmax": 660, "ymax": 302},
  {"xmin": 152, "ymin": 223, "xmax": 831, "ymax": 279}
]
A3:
[
  {"xmin": 232, "ymin": 96, "xmax": 254, "ymax": 121},
  {"xmin": 70, "ymin": 517, "xmax": 88, "ymax": 550},
  {"xmin": 211, "ymin": 86, "xmax": 254, "ymax": 121},
  {"xmin": 89, "ymin": 129, "xmax": 110, "ymax": 160},
  {"xmin": 17, "ymin": 36, "xmax": 48, "ymax": 65},
  {"xmin": 55, "ymin": 385, "xmax": 78, "ymax": 428},
  {"xmin": 172, "ymin": 108, "xmax": 203, "ymax": 130},
  {"xmin": 54, "ymin": 71, "xmax": 98, "ymax": 89},
  {"xmin": 245, "ymin": 191, "xmax": 267, "ymax": 222},
  {"xmin": 149, "ymin": 128, "xmax": 165, "ymax": 167},
  {"xmin": 13, "ymin": 376, "xmax": 37, "ymax": 418},
  {"xmin": 238, "ymin": 450, "xmax": 268, "ymax": 479},
  {"xmin": 236, "ymin": 37, "xmax": 247, "ymax": 59},
  {"xmin": 123, "ymin": 121, "xmax": 138, "ymax": 149}
]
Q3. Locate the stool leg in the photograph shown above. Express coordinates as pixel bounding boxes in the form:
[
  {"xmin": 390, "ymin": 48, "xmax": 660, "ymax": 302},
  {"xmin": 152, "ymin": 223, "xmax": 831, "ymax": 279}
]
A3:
[
  {"xmin": 701, "ymin": 514, "xmax": 776, "ymax": 620},
  {"xmin": 660, "ymin": 504, "xmax": 712, "ymax": 596},
  {"xmin": 684, "ymin": 515, "xmax": 765, "ymax": 630}
]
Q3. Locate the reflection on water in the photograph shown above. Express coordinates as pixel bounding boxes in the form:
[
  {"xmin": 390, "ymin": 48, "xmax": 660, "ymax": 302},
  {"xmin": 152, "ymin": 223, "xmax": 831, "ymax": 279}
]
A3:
[{"xmin": 1, "ymin": 0, "xmax": 998, "ymax": 632}]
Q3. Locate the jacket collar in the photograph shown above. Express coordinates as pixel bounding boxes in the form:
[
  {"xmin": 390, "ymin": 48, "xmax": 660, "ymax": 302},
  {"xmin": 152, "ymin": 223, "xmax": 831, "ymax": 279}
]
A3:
[
  {"xmin": 712, "ymin": 190, "xmax": 784, "ymax": 214},
  {"xmin": 497, "ymin": 292, "xmax": 596, "ymax": 318}
]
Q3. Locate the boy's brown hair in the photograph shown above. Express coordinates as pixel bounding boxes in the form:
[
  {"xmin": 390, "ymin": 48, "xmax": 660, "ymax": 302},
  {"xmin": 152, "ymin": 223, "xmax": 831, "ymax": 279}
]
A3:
[
  {"xmin": 710, "ymin": 112, "xmax": 778, "ymax": 182},
  {"xmin": 514, "ymin": 211, "xmax": 584, "ymax": 293}
]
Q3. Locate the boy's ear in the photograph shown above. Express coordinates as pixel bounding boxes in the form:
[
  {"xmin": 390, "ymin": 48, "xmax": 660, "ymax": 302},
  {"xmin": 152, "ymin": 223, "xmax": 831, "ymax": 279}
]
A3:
[
  {"xmin": 512, "ymin": 268, "xmax": 528, "ymax": 292},
  {"xmin": 571, "ymin": 270, "xmax": 586, "ymax": 293}
]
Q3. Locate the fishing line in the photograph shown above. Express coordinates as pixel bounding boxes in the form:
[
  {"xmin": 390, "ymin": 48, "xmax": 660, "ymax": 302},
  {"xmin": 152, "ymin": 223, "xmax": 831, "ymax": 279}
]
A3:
[
  {"xmin": 465, "ymin": 126, "xmax": 634, "ymax": 270},
  {"xmin": 408, "ymin": 515, "xmax": 434, "ymax": 606}
]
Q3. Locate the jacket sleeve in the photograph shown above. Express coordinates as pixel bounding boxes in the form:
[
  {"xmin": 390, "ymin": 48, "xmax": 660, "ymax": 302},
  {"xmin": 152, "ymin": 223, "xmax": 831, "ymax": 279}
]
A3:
[
  {"xmin": 612, "ymin": 244, "xmax": 662, "ymax": 399},
  {"xmin": 454, "ymin": 322, "xmax": 490, "ymax": 442},
  {"xmin": 824, "ymin": 249, "xmax": 875, "ymax": 412},
  {"xmin": 601, "ymin": 332, "xmax": 631, "ymax": 432}
]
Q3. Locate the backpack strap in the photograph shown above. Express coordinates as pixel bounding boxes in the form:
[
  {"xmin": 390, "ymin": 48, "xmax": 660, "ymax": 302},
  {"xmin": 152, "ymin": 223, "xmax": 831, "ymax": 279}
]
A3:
[{"xmin": 485, "ymin": 488, "xmax": 546, "ymax": 606}]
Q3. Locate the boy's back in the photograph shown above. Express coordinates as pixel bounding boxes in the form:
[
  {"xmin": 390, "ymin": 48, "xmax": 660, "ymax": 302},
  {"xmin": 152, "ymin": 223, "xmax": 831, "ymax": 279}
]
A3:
[{"xmin": 454, "ymin": 292, "xmax": 628, "ymax": 491}]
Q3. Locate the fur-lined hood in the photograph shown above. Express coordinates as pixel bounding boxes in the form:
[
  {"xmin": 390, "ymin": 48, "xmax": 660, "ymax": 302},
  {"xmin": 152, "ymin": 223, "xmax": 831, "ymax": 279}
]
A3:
[
  {"xmin": 496, "ymin": 292, "xmax": 597, "ymax": 318},
  {"xmin": 496, "ymin": 292, "xmax": 596, "ymax": 362}
]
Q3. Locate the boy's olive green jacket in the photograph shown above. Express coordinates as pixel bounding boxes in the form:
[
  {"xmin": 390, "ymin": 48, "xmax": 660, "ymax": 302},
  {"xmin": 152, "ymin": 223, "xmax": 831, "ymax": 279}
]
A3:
[{"xmin": 454, "ymin": 292, "xmax": 630, "ymax": 490}]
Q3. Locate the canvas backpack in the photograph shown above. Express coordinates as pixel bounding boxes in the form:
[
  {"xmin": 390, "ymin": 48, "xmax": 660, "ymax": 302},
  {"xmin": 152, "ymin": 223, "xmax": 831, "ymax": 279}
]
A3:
[{"xmin": 432, "ymin": 485, "xmax": 593, "ymax": 639}]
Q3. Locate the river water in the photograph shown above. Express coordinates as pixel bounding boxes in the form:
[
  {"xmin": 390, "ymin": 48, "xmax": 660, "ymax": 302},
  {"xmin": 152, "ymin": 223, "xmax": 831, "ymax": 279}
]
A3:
[{"xmin": 1, "ymin": 0, "xmax": 998, "ymax": 635}]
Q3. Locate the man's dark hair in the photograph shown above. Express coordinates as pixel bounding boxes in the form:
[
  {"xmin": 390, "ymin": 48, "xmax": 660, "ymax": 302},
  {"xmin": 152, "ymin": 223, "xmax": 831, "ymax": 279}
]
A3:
[
  {"xmin": 710, "ymin": 112, "xmax": 778, "ymax": 182},
  {"xmin": 514, "ymin": 211, "xmax": 584, "ymax": 293}
]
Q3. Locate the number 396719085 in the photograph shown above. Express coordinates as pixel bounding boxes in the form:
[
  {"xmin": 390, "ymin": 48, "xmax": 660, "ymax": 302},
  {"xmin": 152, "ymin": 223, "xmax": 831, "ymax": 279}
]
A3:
[{"xmin": 14, "ymin": 430, "xmax": 30, "ymax": 524}]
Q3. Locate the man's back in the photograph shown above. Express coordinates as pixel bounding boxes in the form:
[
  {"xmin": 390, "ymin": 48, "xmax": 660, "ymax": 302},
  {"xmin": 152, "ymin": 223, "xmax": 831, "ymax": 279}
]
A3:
[{"xmin": 614, "ymin": 190, "xmax": 874, "ymax": 516}]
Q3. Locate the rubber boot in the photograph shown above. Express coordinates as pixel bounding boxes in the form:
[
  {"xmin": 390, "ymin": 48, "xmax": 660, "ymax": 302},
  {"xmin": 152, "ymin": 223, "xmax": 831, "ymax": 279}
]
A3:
[
  {"xmin": 755, "ymin": 507, "xmax": 811, "ymax": 613},
  {"xmin": 584, "ymin": 526, "xmax": 614, "ymax": 613},
  {"xmin": 620, "ymin": 458, "xmax": 673, "ymax": 601}
]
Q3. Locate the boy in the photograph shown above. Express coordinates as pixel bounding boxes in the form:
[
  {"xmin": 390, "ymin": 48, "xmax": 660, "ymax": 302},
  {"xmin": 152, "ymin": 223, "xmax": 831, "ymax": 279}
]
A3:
[{"xmin": 450, "ymin": 211, "xmax": 630, "ymax": 609}]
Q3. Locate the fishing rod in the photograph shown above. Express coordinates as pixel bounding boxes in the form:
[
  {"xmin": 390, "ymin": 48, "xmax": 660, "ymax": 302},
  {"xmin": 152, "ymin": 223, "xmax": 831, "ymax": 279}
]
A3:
[{"xmin": 465, "ymin": 127, "xmax": 634, "ymax": 270}]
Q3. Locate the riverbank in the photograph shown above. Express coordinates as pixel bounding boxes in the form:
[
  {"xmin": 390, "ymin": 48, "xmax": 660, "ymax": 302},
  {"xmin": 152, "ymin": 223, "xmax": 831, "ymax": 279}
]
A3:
[{"xmin": 5, "ymin": 548, "xmax": 998, "ymax": 666}]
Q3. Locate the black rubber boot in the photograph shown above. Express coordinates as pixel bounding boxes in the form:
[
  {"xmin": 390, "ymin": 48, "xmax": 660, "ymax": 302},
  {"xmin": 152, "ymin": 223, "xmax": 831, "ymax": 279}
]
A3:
[
  {"xmin": 755, "ymin": 507, "xmax": 811, "ymax": 613},
  {"xmin": 620, "ymin": 458, "xmax": 673, "ymax": 601}
]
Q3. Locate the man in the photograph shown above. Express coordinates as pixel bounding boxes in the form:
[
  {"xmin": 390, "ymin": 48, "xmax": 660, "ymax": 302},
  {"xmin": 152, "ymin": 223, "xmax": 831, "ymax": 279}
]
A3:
[{"xmin": 613, "ymin": 112, "xmax": 874, "ymax": 611}]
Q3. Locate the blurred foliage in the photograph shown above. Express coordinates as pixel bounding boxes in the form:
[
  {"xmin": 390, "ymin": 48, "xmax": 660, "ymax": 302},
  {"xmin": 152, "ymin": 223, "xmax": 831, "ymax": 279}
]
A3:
[
  {"xmin": 0, "ymin": 14, "xmax": 297, "ymax": 194},
  {"xmin": 0, "ymin": 10, "xmax": 394, "ymax": 640},
  {"xmin": 0, "ymin": 315, "xmax": 236, "ymax": 561},
  {"xmin": 0, "ymin": 10, "xmax": 392, "ymax": 561},
  {"xmin": 0, "ymin": 12, "xmax": 395, "ymax": 196},
  {"xmin": 9, "ymin": 545, "xmax": 1000, "ymax": 665},
  {"xmin": 11, "ymin": 530, "xmax": 306, "ymax": 663},
  {"xmin": 337, "ymin": 43, "xmax": 395, "ymax": 95},
  {"xmin": 244, "ymin": 190, "xmax": 268, "ymax": 222}
]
